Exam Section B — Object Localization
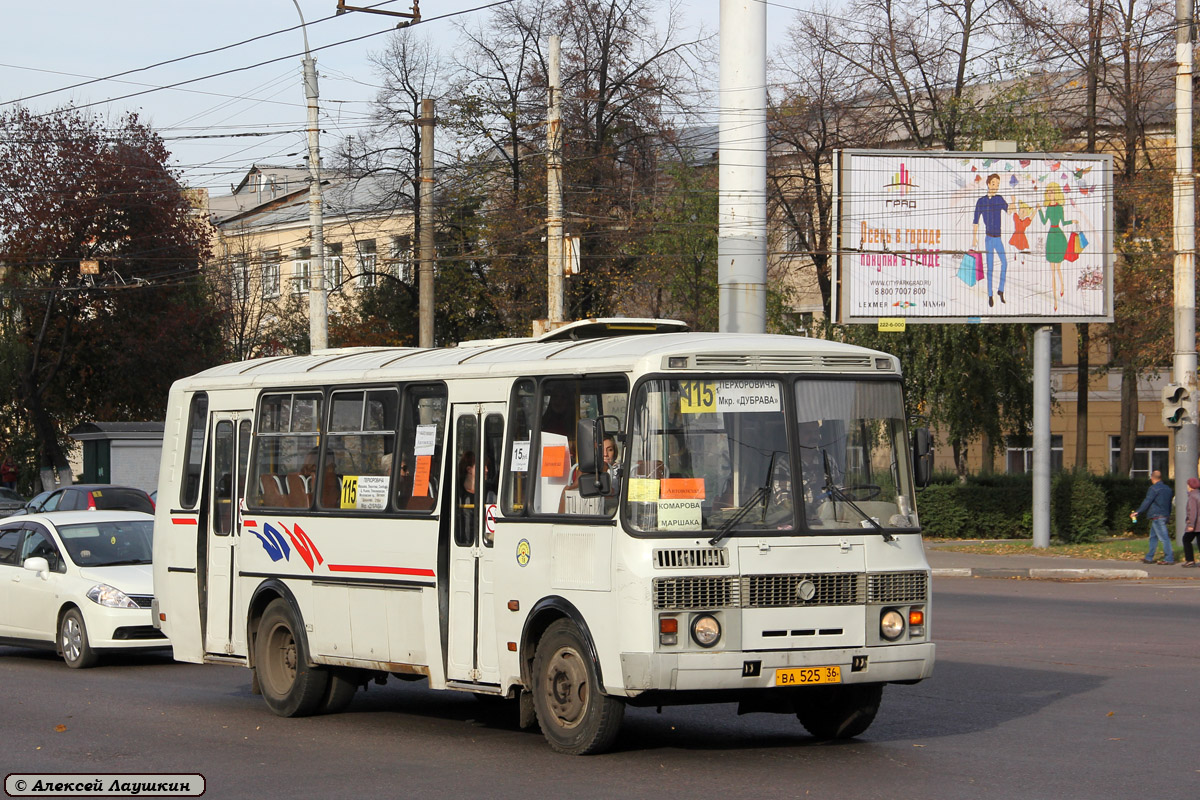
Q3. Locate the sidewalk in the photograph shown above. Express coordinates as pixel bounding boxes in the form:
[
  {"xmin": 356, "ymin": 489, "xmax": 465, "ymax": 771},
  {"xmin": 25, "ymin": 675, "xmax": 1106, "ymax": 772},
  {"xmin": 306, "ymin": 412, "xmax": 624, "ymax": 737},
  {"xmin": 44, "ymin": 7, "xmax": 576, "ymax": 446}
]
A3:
[{"xmin": 925, "ymin": 541, "xmax": 1200, "ymax": 581}]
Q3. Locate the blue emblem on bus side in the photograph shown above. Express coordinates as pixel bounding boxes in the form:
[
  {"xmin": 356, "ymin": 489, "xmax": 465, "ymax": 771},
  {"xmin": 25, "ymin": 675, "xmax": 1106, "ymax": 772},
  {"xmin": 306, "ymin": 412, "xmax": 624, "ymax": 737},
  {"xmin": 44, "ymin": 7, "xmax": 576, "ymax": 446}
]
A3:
[{"xmin": 252, "ymin": 523, "xmax": 292, "ymax": 562}]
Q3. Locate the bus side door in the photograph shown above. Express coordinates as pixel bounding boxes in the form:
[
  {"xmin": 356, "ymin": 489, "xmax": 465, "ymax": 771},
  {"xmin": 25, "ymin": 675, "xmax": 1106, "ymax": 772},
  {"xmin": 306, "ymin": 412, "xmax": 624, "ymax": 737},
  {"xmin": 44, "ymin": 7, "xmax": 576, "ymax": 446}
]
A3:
[
  {"xmin": 446, "ymin": 403, "xmax": 504, "ymax": 686},
  {"xmin": 204, "ymin": 415, "xmax": 251, "ymax": 656}
]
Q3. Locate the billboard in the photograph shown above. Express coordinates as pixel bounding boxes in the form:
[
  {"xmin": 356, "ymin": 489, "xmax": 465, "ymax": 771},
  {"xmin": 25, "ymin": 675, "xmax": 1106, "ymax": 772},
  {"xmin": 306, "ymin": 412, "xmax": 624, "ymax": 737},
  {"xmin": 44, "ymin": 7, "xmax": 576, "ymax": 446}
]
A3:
[{"xmin": 835, "ymin": 150, "xmax": 1113, "ymax": 324}]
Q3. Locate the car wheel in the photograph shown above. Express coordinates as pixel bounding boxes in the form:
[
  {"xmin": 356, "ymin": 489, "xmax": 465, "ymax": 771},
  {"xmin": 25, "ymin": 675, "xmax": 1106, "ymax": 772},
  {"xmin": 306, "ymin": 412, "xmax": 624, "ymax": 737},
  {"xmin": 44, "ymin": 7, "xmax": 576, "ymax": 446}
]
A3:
[
  {"xmin": 255, "ymin": 599, "xmax": 328, "ymax": 717},
  {"xmin": 60, "ymin": 608, "xmax": 98, "ymax": 669},
  {"xmin": 531, "ymin": 619, "xmax": 625, "ymax": 755},
  {"xmin": 794, "ymin": 683, "xmax": 883, "ymax": 740}
]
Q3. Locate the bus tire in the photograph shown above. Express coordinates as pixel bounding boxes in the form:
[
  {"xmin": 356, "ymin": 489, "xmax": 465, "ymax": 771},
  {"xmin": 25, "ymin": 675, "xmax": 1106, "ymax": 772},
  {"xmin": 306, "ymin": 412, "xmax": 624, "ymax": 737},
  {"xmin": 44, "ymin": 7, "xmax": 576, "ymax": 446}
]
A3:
[
  {"xmin": 255, "ymin": 599, "xmax": 328, "ymax": 717},
  {"xmin": 794, "ymin": 683, "xmax": 883, "ymax": 740},
  {"xmin": 318, "ymin": 668, "xmax": 361, "ymax": 714},
  {"xmin": 531, "ymin": 619, "xmax": 624, "ymax": 755}
]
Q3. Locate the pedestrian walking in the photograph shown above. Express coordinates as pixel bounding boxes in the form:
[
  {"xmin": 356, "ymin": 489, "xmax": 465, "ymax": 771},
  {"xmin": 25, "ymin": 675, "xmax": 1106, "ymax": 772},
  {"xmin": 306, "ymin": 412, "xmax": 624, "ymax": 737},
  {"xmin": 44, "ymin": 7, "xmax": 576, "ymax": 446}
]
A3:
[
  {"xmin": 1133, "ymin": 470, "xmax": 1174, "ymax": 564},
  {"xmin": 0, "ymin": 456, "xmax": 16, "ymax": 490},
  {"xmin": 1182, "ymin": 477, "xmax": 1200, "ymax": 568}
]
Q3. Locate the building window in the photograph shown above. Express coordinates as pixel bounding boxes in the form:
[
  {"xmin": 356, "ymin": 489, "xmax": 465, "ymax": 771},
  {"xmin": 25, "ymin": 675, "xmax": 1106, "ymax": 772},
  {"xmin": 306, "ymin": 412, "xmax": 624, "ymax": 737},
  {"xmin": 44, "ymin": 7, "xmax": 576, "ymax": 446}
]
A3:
[
  {"xmin": 1110, "ymin": 435, "xmax": 1170, "ymax": 478},
  {"xmin": 1050, "ymin": 324, "xmax": 1063, "ymax": 366},
  {"xmin": 391, "ymin": 235, "xmax": 413, "ymax": 283},
  {"xmin": 324, "ymin": 242, "xmax": 344, "ymax": 291},
  {"xmin": 231, "ymin": 260, "xmax": 248, "ymax": 301},
  {"xmin": 357, "ymin": 239, "xmax": 378, "ymax": 288},
  {"xmin": 292, "ymin": 247, "xmax": 311, "ymax": 295},
  {"xmin": 1005, "ymin": 435, "xmax": 1063, "ymax": 474},
  {"xmin": 261, "ymin": 251, "xmax": 281, "ymax": 299}
]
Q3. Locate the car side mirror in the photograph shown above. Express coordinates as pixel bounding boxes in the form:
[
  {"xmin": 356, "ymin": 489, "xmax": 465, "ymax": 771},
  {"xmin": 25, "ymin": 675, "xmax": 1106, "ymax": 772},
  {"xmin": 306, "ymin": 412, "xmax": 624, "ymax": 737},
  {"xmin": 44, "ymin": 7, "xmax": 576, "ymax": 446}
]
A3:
[
  {"xmin": 912, "ymin": 427, "xmax": 933, "ymax": 488},
  {"xmin": 23, "ymin": 556, "xmax": 50, "ymax": 578}
]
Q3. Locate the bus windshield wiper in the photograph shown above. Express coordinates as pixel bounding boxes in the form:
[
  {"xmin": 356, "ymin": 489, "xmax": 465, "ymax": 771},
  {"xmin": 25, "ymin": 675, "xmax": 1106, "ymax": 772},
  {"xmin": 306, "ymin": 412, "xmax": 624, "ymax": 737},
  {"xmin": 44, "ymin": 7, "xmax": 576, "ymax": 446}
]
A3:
[
  {"xmin": 709, "ymin": 453, "xmax": 776, "ymax": 547},
  {"xmin": 823, "ymin": 451, "xmax": 895, "ymax": 543}
]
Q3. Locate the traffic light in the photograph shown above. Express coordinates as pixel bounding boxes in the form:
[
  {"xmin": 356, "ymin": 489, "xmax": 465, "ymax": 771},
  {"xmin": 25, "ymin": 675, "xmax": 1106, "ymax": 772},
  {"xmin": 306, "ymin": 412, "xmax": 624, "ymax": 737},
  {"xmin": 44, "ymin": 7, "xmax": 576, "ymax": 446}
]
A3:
[{"xmin": 1162, "ymin": 383, "xmax": 1190, "ymax": 428}]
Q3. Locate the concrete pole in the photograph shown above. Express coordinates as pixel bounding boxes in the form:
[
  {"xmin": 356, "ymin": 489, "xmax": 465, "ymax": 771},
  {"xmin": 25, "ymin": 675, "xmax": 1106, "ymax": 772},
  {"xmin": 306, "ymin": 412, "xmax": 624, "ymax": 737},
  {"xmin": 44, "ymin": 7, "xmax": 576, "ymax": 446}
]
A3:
[
  {"xmin": 1033, "ymin": 326, "xmax": 1052, "ymax": 548},
  {"xmin": 547, "ymin": 35, "xmax": 565, "ymax": 325},
  {"xmin": 419, "ymin": 98, "xmax": 435, "ymax": 348},
  {"xmin": 1172, "ymin": 0, "xmax": 1198, "ymax": 544},
  {"xmin": 717, "ymin": 0, "xmax": 767, "ymax": 333},
  {"xmin": 295, "ymin": 0, "xmax": 327, "ymax": 351}
]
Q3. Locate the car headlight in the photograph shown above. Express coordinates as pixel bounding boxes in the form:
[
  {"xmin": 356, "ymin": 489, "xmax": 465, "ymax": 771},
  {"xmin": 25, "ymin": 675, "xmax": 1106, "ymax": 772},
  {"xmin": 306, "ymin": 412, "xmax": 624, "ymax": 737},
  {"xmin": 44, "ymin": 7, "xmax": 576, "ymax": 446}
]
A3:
[
  {"xmin": 690, "ymin": 614, "xmax": 721, "ymax": 648},
  {"xmin": 86, "ymin": 584, "xmax": 139, "ymax": 610},
  {"xmin": 880, "ymin": 608, "xmax": 905, "ymax": 641}
]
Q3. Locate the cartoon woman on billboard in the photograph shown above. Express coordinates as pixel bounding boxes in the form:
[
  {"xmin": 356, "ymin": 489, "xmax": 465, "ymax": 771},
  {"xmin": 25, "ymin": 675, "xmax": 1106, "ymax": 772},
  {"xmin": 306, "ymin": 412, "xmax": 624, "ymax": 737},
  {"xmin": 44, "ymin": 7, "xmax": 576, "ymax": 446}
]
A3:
[{"xmin": 1038, "ymin": 182, "xmax": 1075, "ymax": 311}]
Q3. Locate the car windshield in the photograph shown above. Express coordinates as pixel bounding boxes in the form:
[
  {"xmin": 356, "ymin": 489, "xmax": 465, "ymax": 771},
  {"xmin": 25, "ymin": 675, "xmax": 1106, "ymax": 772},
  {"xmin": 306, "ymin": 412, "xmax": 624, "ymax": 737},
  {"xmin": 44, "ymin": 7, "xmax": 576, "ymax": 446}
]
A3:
[
  {"xmin": 88, "ymin": 488, "xmax": 154, "ymax": 514},
  {"xmin": 624, "ymin": 377, "xmax": 919, "ymax": 536},
  {"xmin": 57, "ymin": 520, "xmax": 154, "ymax": 567},
  {"xmin": 0, "ymin": 488, "xmax": 22, "ymax": 502}
]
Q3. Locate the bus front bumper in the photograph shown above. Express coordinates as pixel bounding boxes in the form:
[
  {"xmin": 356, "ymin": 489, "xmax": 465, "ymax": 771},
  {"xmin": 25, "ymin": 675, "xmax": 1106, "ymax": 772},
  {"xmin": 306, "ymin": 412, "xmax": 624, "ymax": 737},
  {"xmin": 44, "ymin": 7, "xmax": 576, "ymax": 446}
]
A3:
[{"xmin": 618, "ymin": 642, "xmax": 935, "ymax": 694}]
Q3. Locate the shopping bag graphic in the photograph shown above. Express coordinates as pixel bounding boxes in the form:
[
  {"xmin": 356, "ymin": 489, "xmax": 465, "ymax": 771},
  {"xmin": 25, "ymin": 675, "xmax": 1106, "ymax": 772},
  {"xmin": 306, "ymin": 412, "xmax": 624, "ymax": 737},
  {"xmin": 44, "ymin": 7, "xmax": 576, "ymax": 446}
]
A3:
[
  {"xmin": 1077, "ymin": 231, "xmax": 1089, "ymax": 251},
  {"xmin": 973, "ymin": 251, "xmax": 984, "ymax": 280},
  {"xmin": 958, "ymin": 253, "xmax": 978, "ymax": 287},
  {"xmin": 1065, "ymin": 232, "xmax": 1081, "ymax": 262}
]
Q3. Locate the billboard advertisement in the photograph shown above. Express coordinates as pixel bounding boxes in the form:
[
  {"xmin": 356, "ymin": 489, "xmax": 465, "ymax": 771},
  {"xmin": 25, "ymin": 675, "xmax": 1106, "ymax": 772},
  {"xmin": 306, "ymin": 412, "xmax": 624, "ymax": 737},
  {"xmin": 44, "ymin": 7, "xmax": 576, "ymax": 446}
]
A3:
[{"xmin": 836, "ymin": 150, "xmax": 1113, "ymax": 324}]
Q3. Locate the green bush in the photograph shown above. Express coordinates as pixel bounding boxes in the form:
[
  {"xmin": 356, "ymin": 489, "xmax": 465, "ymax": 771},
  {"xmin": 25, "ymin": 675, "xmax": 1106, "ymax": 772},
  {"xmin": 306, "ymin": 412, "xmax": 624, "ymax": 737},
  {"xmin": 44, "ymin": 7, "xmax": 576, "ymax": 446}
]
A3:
[
  {"xmin": 1051, "ymin": 470, "xmax": 1107, "ymax": 543},
  {"xmin": 916, "ymin": 483, "xmax": 1031, "ymax": 539},
  {"xmin": 915, "ymin": 471, "xmax": 1150, "ymax": 540}
]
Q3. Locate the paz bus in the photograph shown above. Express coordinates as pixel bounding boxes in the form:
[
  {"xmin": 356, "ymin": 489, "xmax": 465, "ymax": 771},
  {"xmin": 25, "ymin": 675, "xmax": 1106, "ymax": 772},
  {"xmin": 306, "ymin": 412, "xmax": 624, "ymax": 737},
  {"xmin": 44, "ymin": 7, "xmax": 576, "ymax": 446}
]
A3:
[{"xmin": 152, "ymin": 319, "xmax": 935, "ymax": 755}]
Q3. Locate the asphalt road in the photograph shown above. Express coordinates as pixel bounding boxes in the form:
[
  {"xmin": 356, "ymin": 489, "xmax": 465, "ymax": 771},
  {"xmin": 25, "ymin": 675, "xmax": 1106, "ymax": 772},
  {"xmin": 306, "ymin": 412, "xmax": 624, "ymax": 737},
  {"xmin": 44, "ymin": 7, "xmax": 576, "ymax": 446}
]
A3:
[{"xmin": 3, "ymin": 577, "xmax": 1196, "ymax": 799}]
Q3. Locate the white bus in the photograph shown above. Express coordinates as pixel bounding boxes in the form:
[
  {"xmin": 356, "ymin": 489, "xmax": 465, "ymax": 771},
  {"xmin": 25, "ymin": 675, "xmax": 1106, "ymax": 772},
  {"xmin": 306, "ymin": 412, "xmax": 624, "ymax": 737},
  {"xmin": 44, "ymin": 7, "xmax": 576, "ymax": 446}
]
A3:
[{"xmin": 152, "ymin": 319, "xmax": 935, "ymax": 755}]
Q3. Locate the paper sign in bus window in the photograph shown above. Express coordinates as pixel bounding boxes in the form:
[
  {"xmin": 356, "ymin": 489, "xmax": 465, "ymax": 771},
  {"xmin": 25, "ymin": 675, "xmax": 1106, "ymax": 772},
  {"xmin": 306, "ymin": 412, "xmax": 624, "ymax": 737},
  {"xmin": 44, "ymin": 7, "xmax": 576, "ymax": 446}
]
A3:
[
  {"xmin": 660, "ymin": 478, "xmax": 704, "ymax": 500},
  {"xmin": 627, "ymin": 478, "xmax": 660, "ymax": 503},
  {"xmin": 412, "ymin": 454, "xmax": 432, "ymax": 497},
  {"xmin": 511, "ymin": 440, "xmax": 530, "ymax": 473},
  {"xmin": 680, "ymin": 380, "xmax": 780, "ymax": 414},
  {"xmin": 540, "ymin": 445, "xmax": 568, "ymax": 478},
  {"xmin": 354, "ymin": 475, "xmax": 389, "ymax": 510},
  {"xmin": 657, "ymin": 499, "xmax": 703, "ymax": 530},
  {"xmin": 414, "ymin": 424, "xmax": 438, "ymax": 456}
]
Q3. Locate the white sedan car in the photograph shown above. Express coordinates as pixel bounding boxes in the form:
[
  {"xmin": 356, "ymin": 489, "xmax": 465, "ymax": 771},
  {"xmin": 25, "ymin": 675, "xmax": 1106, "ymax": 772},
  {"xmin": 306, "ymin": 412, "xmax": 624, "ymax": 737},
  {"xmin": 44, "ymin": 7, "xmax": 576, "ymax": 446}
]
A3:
[{"xmin": 0, "ymin": 510, "xmax": 166, "ymax": 668}]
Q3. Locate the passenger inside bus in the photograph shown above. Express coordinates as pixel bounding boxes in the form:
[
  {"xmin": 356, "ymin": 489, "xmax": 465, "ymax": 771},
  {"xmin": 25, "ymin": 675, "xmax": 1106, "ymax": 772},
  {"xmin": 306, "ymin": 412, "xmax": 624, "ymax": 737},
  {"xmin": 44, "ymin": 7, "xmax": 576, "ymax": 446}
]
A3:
[{"xmin": 457, "ymin": 450, "xmax": 477, "ymax": 544}]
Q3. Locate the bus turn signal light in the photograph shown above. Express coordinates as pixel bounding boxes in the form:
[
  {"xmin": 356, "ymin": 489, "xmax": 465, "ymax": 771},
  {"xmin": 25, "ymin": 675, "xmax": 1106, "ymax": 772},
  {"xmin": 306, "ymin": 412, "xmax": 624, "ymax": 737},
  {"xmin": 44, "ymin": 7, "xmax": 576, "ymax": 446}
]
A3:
[{"xmin": 909, "ymin": 609, "xmax": 924, "ymax": 626}]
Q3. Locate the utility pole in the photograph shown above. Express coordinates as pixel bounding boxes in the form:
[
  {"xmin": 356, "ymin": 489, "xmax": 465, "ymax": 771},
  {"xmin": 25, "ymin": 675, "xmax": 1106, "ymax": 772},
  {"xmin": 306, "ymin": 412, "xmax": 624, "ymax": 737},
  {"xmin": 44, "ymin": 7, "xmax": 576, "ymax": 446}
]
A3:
[
  {"xmin": 294, "ymin": 0, "xmax": 327, "ymax": 351},
  {"xmin": 419, "ymin": 98, "xmax": 436, "ymax": 348},
  {"xmin": 546, "ymin": 35, "xmax": 565, "ymax": 326},
  {"xmin": 1171, "ymin": 0, "xmax": 1197, "ymax": 544},
  {"xmin": 717, "ymin": 0, "xmax": 767, "ymax": 334}
]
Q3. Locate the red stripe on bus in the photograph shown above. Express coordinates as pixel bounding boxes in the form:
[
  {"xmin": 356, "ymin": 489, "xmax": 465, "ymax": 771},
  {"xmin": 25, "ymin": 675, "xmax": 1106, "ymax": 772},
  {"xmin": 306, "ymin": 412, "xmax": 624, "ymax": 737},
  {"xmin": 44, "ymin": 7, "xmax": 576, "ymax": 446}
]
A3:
[
  {"xmin": 172, "ymin": 518, "xmax": 198, "ymax": 525},
  {"xmin": 243, "ymin": 520, "xmax": 257, "ymax": 528},
  {"xmin": 327, "ymin": 564, "xmax": 436, "ymax": 577}
]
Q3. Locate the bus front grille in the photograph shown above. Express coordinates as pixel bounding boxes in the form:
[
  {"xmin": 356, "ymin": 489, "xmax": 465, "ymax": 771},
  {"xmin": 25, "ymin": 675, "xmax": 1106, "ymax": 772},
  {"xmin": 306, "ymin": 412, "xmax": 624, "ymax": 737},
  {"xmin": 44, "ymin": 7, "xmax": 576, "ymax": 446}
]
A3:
[
  {"xmin": 653, "ymin": 573, "xmax": 869, "ymax": 610},
  {"xmin": 867, "ymin": 571, "xmax": 929, "ymax": 603}
]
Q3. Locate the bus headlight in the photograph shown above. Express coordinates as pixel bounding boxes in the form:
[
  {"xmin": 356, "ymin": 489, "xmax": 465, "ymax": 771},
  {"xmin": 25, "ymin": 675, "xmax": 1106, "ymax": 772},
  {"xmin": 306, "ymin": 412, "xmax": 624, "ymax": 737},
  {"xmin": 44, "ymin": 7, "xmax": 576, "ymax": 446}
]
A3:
[
  {"xmin": 880, "ymin": 609, "xmax": 905, "ymax": 641},
  {"xmin": 690, "ymin": 614, "xmax": 721, "ymax": 648}
]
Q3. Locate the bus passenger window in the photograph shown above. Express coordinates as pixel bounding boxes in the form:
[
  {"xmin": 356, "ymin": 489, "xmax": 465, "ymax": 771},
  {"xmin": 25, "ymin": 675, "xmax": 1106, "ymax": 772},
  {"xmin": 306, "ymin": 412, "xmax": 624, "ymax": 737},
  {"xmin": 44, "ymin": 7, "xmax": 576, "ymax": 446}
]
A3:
[
  {"xmin": 320, "ymin": 388, "xmax": 399, "ymax": 512},
  {"xmin": 395, "ymin": 384, "xmax": 447, "ymax": 513},
  {"xmin": 531, "ymin": 376, "xmax": 628, "ymax": 518},
  {"xmin": 246, "ymin": 392, "xmax": 323, "ymax": 511}
]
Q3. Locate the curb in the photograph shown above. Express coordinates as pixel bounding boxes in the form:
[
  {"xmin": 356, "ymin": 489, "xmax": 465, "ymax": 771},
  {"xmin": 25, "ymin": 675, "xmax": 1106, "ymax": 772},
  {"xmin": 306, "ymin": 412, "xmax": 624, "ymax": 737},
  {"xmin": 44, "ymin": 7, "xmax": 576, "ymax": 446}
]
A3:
[{"xmin": 933, "ymin": 567, "xmax": 1150, "ymax": 580}]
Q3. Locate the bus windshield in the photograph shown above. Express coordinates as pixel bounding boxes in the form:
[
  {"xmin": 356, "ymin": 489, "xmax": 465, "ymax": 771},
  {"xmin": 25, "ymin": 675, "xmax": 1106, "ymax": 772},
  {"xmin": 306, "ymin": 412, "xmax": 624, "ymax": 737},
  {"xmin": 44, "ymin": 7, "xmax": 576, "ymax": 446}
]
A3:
[{"xmin": 625, "ymin": 377, "xmax": 918, "ymax": 536}]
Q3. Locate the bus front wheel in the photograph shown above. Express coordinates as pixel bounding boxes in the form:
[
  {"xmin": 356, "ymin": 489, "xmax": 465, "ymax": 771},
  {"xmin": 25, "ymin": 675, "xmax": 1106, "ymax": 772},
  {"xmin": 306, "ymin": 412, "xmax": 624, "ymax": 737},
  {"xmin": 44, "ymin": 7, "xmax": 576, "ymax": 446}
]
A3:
[
  {"xmin": 255, "ymin": 599, "xmax": 329, "ymax": 717},
  {"xmin": 531, "ymin": 619, "xmax": 624, "ymax": 755},
  {"xmin": 794, "ymin": 683, "xmax": 883, "ymax": 740}
]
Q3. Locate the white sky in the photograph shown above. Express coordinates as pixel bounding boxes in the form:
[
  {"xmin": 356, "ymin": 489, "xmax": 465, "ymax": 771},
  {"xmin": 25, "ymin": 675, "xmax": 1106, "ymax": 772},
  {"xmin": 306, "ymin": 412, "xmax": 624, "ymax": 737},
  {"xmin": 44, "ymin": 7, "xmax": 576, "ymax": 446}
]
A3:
[{"xmin": 1, "ymin": 1, "xmax": 796, "ymax": 194}]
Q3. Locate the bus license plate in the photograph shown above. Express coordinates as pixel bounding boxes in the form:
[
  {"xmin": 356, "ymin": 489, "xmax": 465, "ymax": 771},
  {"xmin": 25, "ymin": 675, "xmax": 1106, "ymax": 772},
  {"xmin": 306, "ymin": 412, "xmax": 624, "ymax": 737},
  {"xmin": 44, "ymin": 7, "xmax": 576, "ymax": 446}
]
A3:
[{"xmin": 775, "ymin": 666, "xmax": 842, "ymax": 686}]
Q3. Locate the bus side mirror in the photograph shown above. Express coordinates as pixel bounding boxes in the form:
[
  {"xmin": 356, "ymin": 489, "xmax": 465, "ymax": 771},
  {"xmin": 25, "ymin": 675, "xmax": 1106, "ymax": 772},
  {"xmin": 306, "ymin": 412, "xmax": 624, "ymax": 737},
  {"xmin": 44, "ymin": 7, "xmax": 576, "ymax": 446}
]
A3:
[
  {"xmin": 577, "ymin": 418, "xmax": 602, "ymax": 474},
  {"xmin": 912, "ymin": 428, "xmax": 933, "ymax": 488}
]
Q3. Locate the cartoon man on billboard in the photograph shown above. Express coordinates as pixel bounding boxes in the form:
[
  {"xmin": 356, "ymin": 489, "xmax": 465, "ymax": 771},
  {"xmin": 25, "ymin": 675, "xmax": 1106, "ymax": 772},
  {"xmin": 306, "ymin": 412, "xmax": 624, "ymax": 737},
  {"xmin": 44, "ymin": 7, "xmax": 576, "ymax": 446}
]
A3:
[{"xmin": 971, "ymin": 173, "xmax": 1009, "ymax": 308}]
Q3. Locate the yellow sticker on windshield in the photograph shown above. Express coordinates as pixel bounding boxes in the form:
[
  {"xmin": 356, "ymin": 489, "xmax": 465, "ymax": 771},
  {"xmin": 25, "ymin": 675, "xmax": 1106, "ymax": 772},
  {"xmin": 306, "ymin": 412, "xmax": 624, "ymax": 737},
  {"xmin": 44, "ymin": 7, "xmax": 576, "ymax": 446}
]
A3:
[
  {"xmin": 626, "ymin": 478, "xmax": 660, "ymax": 503},
  {"xmin": 679, "ymin": 380, "xmax": 716, "ymax": 414}
]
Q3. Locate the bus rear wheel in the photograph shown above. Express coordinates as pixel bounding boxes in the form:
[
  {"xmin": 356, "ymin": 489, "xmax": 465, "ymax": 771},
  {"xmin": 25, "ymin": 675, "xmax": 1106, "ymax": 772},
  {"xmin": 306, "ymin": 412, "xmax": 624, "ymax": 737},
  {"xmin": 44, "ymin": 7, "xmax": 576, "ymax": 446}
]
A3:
[
  {"xmin": 256, "ymin": 599, "xmax": 328, "ymax": 717},
  {"xmin": 794, "ymin": 683, "xmax": 883, "ymax": 740},
  {"xmin": 531, "ymin": 619, "xmax": 624, "ymax": 755}
]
